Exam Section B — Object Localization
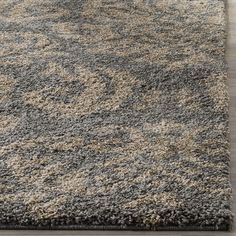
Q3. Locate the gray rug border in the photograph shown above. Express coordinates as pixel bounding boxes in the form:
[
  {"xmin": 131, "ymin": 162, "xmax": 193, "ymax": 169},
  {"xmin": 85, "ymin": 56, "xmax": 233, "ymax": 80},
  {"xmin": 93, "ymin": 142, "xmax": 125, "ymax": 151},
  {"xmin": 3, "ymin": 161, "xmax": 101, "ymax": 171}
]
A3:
[{"xmin": 0, "ymin": 224, "xmax": 231, "ymax": 231}]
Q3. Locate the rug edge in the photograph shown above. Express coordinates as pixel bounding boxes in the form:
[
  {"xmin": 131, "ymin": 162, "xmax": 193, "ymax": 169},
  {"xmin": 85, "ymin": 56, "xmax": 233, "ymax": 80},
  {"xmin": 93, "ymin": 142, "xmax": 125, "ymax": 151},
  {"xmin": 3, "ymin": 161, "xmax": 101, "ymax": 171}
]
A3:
[{"xmin": 0, "ymin": 224, "xmax": 231, "ymax": 231}]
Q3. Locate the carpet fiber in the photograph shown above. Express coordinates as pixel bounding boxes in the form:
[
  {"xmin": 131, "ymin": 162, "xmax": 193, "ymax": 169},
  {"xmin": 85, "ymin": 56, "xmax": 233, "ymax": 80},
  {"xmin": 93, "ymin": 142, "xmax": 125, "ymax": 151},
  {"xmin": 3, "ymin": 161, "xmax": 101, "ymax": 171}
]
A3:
[{"xmin": 0, "ymin": 0, "xmax": 233, "ymax": 231}]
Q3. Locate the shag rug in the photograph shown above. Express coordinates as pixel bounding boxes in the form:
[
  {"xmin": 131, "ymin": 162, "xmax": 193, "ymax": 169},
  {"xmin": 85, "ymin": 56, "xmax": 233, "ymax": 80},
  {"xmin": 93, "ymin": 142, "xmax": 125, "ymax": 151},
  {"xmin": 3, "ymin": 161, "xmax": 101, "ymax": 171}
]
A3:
[{"xmin": 0, "ymin": 0, "xmax": 233, "ymax": 231}]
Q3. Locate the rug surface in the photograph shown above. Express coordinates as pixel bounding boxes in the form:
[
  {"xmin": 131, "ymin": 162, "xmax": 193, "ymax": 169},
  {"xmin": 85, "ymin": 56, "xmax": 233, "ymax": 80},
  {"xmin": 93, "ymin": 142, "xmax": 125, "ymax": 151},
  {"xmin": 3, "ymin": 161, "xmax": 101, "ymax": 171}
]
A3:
[{"xmin": 0, "ymin": 0, "xmax": 233, "ymax": 231}]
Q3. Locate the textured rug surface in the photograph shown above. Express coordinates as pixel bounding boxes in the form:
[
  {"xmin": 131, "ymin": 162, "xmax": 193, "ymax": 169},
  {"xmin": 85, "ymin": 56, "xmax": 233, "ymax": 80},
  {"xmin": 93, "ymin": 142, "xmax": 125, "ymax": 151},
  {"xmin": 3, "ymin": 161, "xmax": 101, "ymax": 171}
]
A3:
[{"xmin": 0, "ymin": 0, "xmax": 233, "ymax": 231}]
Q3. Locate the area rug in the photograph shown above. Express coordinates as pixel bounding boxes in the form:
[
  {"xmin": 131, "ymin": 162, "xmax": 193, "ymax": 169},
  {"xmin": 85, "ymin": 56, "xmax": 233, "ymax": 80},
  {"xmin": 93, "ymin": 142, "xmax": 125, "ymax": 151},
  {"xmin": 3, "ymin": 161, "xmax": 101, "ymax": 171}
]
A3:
[{"xmin": 0, "ymin": 0, "xmax": 233, "ymax": 231}]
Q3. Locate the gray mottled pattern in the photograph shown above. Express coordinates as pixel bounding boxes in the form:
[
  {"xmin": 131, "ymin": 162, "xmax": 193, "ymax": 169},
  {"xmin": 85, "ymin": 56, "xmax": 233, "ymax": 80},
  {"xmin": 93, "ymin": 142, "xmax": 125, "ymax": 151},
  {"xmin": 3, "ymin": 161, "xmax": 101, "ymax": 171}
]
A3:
[{"xmin": 0, "ymin": 0, "xmax": 233, "ymax": 231}]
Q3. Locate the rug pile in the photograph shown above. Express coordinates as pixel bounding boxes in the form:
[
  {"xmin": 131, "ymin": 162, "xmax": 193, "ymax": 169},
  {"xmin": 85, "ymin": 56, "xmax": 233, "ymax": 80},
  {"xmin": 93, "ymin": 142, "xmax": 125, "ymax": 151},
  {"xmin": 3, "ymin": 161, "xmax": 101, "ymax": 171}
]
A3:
[{"xmin": 0, "ymin": 0, "xmax": 233, "ymax": 230}]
